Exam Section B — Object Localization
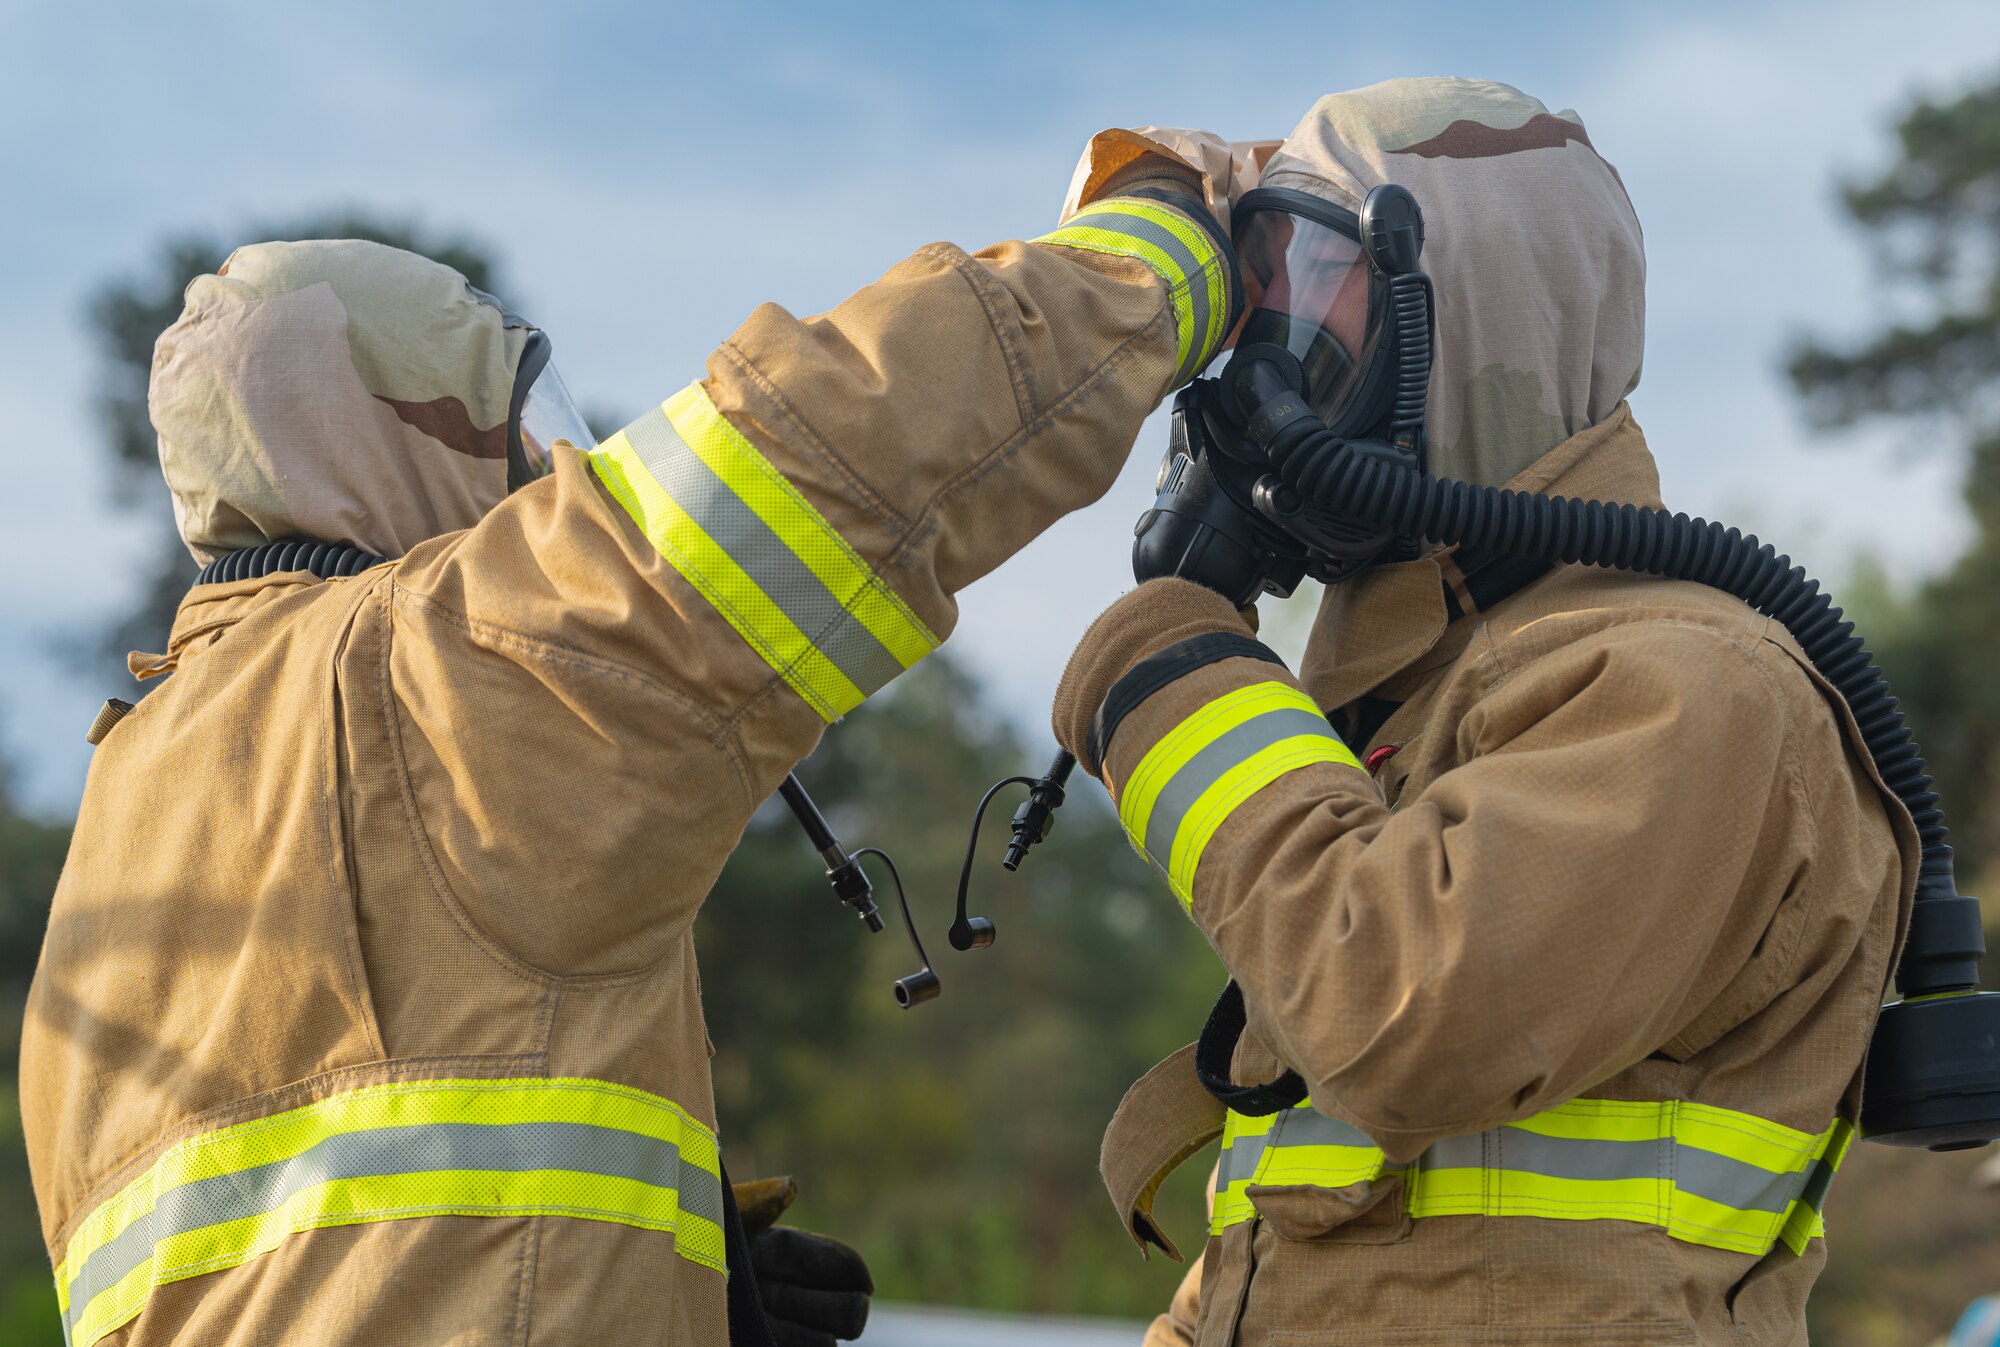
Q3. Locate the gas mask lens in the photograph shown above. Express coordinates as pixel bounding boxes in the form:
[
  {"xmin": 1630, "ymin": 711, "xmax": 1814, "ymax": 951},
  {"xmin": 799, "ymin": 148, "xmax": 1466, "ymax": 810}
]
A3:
[
  {"xmin": 1232, "ymin": 197, "xmax": 1376, "ymax": 423},
  {"xmin": 516, "ymin": 360, "xmax": 595, "ymax": 482}
]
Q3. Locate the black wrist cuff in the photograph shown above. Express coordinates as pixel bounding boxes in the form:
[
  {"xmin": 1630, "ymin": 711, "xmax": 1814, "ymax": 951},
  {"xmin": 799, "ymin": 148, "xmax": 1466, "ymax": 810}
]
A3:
[{"xmin": 1083, "ymin": 632, "xmax": 1283, "ymax": 777}]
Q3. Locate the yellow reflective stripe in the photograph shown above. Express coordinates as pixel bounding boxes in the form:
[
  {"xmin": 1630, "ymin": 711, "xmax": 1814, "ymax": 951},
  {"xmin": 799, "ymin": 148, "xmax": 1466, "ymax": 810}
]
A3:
[
  {"xmin": 589, "ymin": 383, "xmax": 939, "ymax": 722},
  {"xmin": 1119, "ymin": 682, "xmax": 1323, "ymax": 840},
  {"xmin": 1073, "ymin": 198, "xmax": 1229, "ymax": 374},
  {"xmin": 1210, "ymin": 1179, "xmax": 1260, "ymax": 1233},
  {"xmin": 1039, "ymin": 222, "xmax": 1197, "ymax": 374},
  {"xmin": 1166, "ymin": 736, "xmax": 1356, "ymax": 907},
  {"xmin": 1775, "ymin": 1114, "xmax": 1851, "ymax": 1255},
  {"xmin": 1117, "ymin": 681, "xmax": 1358, "ymax": 908},
  {"xmin": 659, "ymin": 386, "xmax": 938, "ymax": 671},
  {"xmin": 1209, "ymin": 1098, "xmax": 1851, "ymax": 1258},
  {"xmin": 591, "ymin": 431, "xmax": 865, "ymax": 718},
  {"xmin": 1409, "ymin": 1167, "xmax": 1671, "ymax": 1223},
  {"xmin": 1210, "ymin": 1108, "xmax": 1280, "ymax": 1236},
  {"xmin": 1667, "ymin": 1185, "xmax": 1789, "ymax": 1255},
  {"xmin": 60, "ymin": 1075, "xmax": 718, "ymax": 1289},
  {"xmin": 1674, "ymin": 1099, "xmax": 1823, "ymax": 1174},
  {"xmin": 1035, "ymin": 196, "xmax": 1231, "ymax": 385},
  {"xmin": 54, "ymin": 1078, "xmax": 724, "ymax": 1347},
  {"xmin": 1252, "ymin": 1142, "xmax": 1391, "ymax": 1188},
  {"xmin": 1412, "ymin": 1167, "xmax": 1795, "ymax": 1255},
  {"xmin": 1221, "ymin": 1110, "xmax": 1279, "ymax": 1143},
  {"xmin": 1111, "ymin": 200, "xmax": 1229, "ymax": 362},
  {"xmin": 1506, "ymin": 1097, "xmax": 1675, "ymax": 1145}
]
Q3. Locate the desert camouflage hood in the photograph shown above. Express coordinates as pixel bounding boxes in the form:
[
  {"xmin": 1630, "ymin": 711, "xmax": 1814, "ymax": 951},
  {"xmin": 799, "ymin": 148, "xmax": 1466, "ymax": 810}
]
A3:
[
  {"xmin": 1260, "ymin": 77, "xmax": 1645, "ymax": 485},
  {"xmin": 151, "ymin": 239, "xmax": 532, "ymax": 564}
]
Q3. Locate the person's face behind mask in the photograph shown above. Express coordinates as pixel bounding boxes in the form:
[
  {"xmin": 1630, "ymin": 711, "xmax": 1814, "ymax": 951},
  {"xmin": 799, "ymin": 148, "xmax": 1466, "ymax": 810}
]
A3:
[{"xmin": 1229, "ymin": 206, "xmax": 1377, "ymax": 421}]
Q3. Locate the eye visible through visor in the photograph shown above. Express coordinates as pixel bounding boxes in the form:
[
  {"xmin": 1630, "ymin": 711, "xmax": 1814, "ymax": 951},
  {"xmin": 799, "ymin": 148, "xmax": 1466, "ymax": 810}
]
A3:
[
  {"xmin": 1230, "ymin": 188, "xmax": 1379, "ymax": 425},
  {"xmin": 508, "ymin": 331, "xmax": 597, "ymax": 491}
]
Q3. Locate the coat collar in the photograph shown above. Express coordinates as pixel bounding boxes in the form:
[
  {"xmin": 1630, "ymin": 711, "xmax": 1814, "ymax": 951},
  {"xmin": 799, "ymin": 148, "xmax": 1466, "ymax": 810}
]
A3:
[{"xmin": 1299, "ymin": 402, "xmax": 1663, "ymax": 712}]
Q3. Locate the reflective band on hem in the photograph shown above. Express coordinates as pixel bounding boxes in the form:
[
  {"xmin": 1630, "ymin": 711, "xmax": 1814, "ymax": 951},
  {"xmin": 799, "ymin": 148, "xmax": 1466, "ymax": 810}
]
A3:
[
  {"xmin": 591, "ymin": 383, "xmax": 939, "ymax": 721},
  {"xmin": 1117, "ymin": 682, "xmax": 1359, "ymax": 908},
  {"xmin": 53, "ymin": 1078, "xmax": 725, "ymax": 1347},
  {"xmin": 1036, "ymin": 197, "xmax": 1230, "ymax": 386},
  {"xmin": 1211, "ymin": 1098, "xmax": 1850, "ymax": 1257}
]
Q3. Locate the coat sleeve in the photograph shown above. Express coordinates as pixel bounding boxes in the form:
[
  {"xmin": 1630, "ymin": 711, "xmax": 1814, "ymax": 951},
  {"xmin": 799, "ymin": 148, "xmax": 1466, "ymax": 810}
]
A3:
[
  {"xmin": 1052, "ymin": 580, "xmax": 1812, "ymax": 1162},
  {"xmin": 380, "ymin": 194, "xmax": 1237, "ymax": 976}
]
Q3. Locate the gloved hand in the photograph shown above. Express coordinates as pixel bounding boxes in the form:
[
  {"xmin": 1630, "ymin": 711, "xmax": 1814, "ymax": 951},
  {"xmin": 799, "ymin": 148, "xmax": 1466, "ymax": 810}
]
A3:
[
  {"xmin": 732, "ymin": 1177, "xmax": 873, "ymax": 1347},
  {"xmin": 750, "ymin": 1224, "xmax": 873, "ymax": 1347}
]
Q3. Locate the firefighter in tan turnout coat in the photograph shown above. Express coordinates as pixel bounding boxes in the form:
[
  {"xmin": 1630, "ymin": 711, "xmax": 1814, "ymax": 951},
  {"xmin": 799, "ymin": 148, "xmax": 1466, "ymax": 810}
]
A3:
[
  {"xmin": 1054, "ymin": 80, "xmax": 1916, "ymax": 1346},
  {"xmin": 20, "ymin": 137, "xmax": 1251, "ymax": 1344}
]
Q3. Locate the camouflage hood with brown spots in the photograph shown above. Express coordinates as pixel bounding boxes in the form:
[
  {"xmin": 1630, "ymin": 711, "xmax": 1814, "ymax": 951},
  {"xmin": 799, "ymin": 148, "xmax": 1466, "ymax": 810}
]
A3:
[
  {"xmin": 1260, "ymin": 77, "xmax": 1645, "ymax": 485},
  {"xmin": 150, "ymin": 239, "xmax": 533, "ymax": 564}
]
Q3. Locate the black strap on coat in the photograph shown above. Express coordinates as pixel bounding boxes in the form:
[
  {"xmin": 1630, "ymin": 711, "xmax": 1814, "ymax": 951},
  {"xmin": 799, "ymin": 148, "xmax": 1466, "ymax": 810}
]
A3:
[
  {"xmin": 1194, "ymin": 981, "xmax": 1308, "ymax": 1115},
  {"xmin": 720, "ymin": 1161, "xmax": 779, "ymax": 1347},
  {"xmin": 1085, "ymin": 633, "xmax": 1283, "ymax": 775}
]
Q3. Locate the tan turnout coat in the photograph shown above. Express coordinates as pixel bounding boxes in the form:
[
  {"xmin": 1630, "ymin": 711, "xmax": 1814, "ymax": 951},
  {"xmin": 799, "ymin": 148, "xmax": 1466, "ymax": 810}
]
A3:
[
  {"xmin": 22, "ymin": 186, "xmax": 1232, "ymax": 1345},
  {"xmin": 1055, "ymin": 409, "xmax": 1916, "ymax": 1346}
]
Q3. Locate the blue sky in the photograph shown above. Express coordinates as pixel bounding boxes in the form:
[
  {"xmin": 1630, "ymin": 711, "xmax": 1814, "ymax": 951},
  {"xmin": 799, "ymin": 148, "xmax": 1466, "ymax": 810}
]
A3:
[{"xmin": 2, "ymin": 0, "xmax": 1996, "ymax": 812}]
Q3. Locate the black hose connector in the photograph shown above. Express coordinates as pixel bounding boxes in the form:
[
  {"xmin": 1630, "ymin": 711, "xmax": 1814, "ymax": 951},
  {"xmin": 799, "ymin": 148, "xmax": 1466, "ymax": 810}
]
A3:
[
  {"xmin": 777, "ymin": 774, "xmax": 884, "ymax": 933},
  {"xmin": 893, "ymin": 967, "xmax": 942, "ymax": 1008},
  {"xmin": 1003, "ymin": 751, "xmax": 1077, "ymax": 872},
  {"xmin": 1862, "ymin": 993, "xmax": 2000, "ymax": 1150}
]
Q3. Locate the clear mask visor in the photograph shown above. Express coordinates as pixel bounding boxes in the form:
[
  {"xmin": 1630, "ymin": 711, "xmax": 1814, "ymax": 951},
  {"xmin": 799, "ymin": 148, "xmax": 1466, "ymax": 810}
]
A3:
[
  {"xmin": 1233, "ymin": 207, "xmax": 1377, "ymax": 421},
  {"xmin": 516, "ymin": 360, "xmax": 595, "ymax": 482}
]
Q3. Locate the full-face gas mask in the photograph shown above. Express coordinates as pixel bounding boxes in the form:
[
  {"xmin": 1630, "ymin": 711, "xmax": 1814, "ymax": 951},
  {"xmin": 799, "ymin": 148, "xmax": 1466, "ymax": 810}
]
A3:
[{"xmin": 1133, "ymin": 183, "xmax": 1435, "ymax": 604}]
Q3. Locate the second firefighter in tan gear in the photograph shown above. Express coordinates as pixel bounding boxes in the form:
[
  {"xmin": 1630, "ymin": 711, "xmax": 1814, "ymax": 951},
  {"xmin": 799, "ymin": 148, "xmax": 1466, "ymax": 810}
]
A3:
[
  {"xmin": 19, "ymin": 143, "xmax": 1241, "ymax": 1344},
  {"xmin": 1055, "ymin": 79, "xmax": 1914, "ymax": 1345}
]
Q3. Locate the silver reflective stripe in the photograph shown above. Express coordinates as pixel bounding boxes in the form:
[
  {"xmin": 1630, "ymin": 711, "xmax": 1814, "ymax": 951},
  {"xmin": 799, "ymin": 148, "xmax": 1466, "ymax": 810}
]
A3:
[
  {"xmin": 621, "ymin": 406, "xmax": 908, "ymax": 697},
  {"xmin": 1142, "ymin": 707, "xmax": 1335, "ymax": 865},
  {"xmin": 1218, "ymin": 1110, "xmax": 1381, "ymax": 1192},
  {"xmin": 1247, "ymin": 1104, "xmax": 1816, "ymax": 1217},
  {"xmin": 60, "ymin": 1121, "xmax": 719, "ymax": 1343},
  {"xmin": 1272, "ymin": 1109, "xmax": 1379, "ymax": 1149},
  {"xmin": 1076, "ymin": 209, "xmax": 1214, "ymax": 383},
  {"xmin": 1216, "ymin": 1131, "xmax": 1268, "ymax": 1188},
  {"xmin": 1421, "ymin": 1127, "xmax": 1798, "ymax": 1216}
]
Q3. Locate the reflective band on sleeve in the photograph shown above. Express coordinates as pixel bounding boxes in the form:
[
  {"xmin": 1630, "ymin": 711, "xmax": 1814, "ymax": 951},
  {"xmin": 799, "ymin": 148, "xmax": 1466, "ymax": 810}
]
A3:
[
  {"xmin": 51, "ymin": 1077, "xmax": 725, "ymax": 1347},
  {"xmin": 590, "ymin": 383, "xmax": 939, "ymax": 721},
  {"xmin": 1036, "ymin": 197, "xmax": 1231, "ymax": 387},
  {"xmin": 1211, "ymin": 1097, "xmax": 1852, "ymax": 1257},
  {"xmin": 1116, "ymin": 681, "xmax": 1360, "ymax": 908}
]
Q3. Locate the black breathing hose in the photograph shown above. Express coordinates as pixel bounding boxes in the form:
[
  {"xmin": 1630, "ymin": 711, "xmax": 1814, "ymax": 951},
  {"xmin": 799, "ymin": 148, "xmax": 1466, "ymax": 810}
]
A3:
[
  {"xmin": 194, "ymin": 539, "xmax": 385, "ymax": 586},
  {"xmin": 1261, "ymin": 399, "xmax": 1980, "ymax": 998}
]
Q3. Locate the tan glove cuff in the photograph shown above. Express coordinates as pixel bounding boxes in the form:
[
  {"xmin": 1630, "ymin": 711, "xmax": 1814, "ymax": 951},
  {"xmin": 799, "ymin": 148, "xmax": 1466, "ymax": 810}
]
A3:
[
  {"xmin": 1051, "ymin": 579, "xmax": 1253, "ymax": 776},
  {"xmin": 1087, "ymin": 158, "xmax": 1205, "ymax": 212}
]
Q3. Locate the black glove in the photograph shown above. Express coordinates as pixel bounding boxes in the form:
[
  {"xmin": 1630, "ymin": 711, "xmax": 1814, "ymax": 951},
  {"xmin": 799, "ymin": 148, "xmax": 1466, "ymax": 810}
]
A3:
[
  {"xmin": 749, "ymin": 1223, "xmax": 874, "ymax": 1347},
  {"xmin": 728, "ymin": 1175, "xmax": 873, "ymax": 1346}
]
